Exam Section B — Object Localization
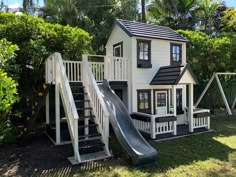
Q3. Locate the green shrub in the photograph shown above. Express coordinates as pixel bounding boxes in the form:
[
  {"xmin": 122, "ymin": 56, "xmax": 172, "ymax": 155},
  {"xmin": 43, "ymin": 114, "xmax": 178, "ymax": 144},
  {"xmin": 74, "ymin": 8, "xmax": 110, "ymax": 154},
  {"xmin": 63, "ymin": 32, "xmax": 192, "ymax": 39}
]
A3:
[
  {"xmin": 0, "ymin": 13, "xmax": 93, "ymax": 135},
  {"xmin": 0, "ymin": 13, "xmax": 93, "ymax": 90},
  {"xmin": 0, "ymin": 39, "xmax": 18, "ymax": 144}
]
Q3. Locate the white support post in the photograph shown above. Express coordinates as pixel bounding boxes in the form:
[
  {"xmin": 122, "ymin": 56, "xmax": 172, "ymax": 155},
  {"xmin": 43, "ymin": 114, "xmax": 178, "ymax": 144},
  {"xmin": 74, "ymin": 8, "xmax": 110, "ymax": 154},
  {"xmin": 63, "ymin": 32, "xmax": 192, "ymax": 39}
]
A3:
[
  {"xmin": 46, "ymin": 92, "xmax": 50, "ymax": 124},
  {"xmin": 172, "ymin": 85, "xmax": 177, "ymax": 135},
  {"xmin": 189, "ymin": 84, "xmax": 194, "ymax": 132},
  {"xmin": 55, "ymin": 61, "xmax": 61, "ymax": 145},
  {"xmin": 74, "ymin": 119, "xmax": 79, "ymax": 162},
  {"xmin": 104, "ymin": 56, "xmax": 109, "ymax": 81},
  {"xmin": 195, "ymin": 73, "xmax": 215, "ymax": 107},
  {"xmin": 215, "ymin": 74, "xmax": 232, "ymax": 115},
  {"xmin": 232, "ymin": 93, "xmax": 236, "ymax": 109},
  {"xmin": 84, "ymin": 94, "xmax": 89, "ymax": 136},
  {"xmin": 150, "ymin": 116, "xmax": 156, "ymax": 139},
  {"xmin": 151, "ymin": 90, "xmax": 154, "ymax": 115},
  {"xmin": 207, "ymin": 116, "xmax": 210, "ymax": 129}
]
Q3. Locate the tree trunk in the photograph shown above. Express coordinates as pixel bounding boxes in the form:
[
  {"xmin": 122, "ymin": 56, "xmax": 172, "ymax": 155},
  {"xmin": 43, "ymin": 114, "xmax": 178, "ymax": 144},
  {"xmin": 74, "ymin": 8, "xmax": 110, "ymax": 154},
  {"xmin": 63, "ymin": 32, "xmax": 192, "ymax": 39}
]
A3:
[{"xmin": 141, "ymin": 0, "xmax": 146, "ymax": 23}]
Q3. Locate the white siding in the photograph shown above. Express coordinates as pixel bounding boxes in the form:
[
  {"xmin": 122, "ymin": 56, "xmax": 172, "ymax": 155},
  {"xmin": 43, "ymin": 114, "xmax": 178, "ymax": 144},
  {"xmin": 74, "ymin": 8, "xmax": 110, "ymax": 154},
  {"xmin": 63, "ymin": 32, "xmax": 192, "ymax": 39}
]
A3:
[
  {"xmin": 131, "ymin": 36, "xmax": 187, "ymax": 112},
  {"xmin": 105, "ymin": 25, "xmax": 133, "ymax": 112},
  {"xmin": 105, "ymin": 25, "xmax": 188, "ymax": 114},
  {"xmin": 105, "ymin": 25, "xmax": 132, "ymax": 59}
]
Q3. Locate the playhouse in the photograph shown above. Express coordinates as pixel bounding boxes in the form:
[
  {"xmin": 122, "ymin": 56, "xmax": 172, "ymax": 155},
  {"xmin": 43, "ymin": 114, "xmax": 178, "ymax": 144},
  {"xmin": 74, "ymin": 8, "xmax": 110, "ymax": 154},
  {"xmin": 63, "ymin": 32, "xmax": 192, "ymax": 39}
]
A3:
[{"xmin": 45, "ymin": 19, "xmax": 211, "ymax": 164}]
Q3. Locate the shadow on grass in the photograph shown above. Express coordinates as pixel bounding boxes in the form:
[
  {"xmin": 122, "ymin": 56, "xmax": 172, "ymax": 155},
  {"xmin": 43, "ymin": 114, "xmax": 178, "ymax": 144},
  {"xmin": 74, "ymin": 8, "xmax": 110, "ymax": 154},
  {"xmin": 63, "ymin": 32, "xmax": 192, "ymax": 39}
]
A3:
[{"xmin": 0, "ymin": 115, "xmax": 235, "ymax": 176}]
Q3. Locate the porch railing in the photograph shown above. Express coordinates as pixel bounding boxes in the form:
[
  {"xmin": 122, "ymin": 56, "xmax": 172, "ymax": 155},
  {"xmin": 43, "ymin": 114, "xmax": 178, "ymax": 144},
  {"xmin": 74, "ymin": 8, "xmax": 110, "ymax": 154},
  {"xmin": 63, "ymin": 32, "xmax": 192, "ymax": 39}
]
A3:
[
  {"xmin": 46, "ymin": 53, "xmax": 80, "ymax": 162},
  {"xmin": 106, "ymin": 56, "xmax": 128, "ymax": 81},
  {"xmin": 132, "ymin": 112, "xmax": 177, "ymax": 139},
  {"xmin": 193, "ymin": 109, "xmax": 210, "ymax": 129},
  {"xmin": 62, "ymin": 55, "xmax": 128, "ymax": 83},
  {"xmin": 82, "ymin": 55, "xmax": 111, "ymax": 156}
]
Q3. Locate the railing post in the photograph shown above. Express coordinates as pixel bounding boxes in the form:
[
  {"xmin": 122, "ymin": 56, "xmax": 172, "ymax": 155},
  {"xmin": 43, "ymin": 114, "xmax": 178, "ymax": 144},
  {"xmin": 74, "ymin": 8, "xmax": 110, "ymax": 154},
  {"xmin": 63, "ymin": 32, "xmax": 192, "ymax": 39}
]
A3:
[
  {"xmin": 104, "ymin": 114, "xmax": 110, "ymax": 156},
  {"xmin": 55, "ymin": 58, "xmax": 61, "ymax": 145},
  {"xmin": 104, "ymin": 56, "xmax": 108, "ymax": 80},
  {"xmin": 172, "ymin": 85, "xmax": 177, "ymax": 135},
  {"xmin": 189, "ymin": 83, "xmax": 194, "ymax": 133},
  {"xmin": 150, "ymin": 116, "xmax": 156, "ymax": 139},
  {"xmin": 74, "ymin": 119, "xmax": 79, "ymax": 162},
  {"xmin": 46, "ymin": 92, "xmax": 50, "ymax": 124}
]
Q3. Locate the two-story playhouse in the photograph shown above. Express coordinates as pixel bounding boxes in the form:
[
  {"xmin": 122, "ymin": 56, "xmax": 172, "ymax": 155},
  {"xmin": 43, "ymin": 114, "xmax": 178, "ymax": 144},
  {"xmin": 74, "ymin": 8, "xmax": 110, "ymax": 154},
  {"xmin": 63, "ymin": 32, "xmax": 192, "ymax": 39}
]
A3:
[{"xmin": 45, "ymin": 19, "xmax": 211, "ymax": 164}]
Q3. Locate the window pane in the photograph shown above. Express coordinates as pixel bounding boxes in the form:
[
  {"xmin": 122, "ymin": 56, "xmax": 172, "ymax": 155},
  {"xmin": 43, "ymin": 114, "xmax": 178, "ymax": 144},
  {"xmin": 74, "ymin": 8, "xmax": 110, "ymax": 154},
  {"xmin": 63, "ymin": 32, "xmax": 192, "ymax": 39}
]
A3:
[
  {"xmin": 139, "ymin": 51, "xmax": 144, "ymax": 60},
  {"xmin": 113, "ymin": 44, "xmax": 122, "ymax": 57},
  {"xmin": 138, "ymin": 41, "xmax": 150, "ymax": 61},
  {"xmin": 138, "ymin": 91, "xmax": 150, "ymax": 111},
  {"xmin": 172, "ymin": 44, "xmax": 181, "ymax": 63},
  {"xmin": 144, "ymin": 52, "xmax": 149, "ymax": 60},
  {"xmin": 144, "ymin": 92, "xmax": 149, "ymax": 108},
  {"xmin": 144, "ymin": 43, "xmax": 148, "ymax": 52},
  {"xmin": 139, "ymin": 42, "xmax": 143, "ymax": 51}
]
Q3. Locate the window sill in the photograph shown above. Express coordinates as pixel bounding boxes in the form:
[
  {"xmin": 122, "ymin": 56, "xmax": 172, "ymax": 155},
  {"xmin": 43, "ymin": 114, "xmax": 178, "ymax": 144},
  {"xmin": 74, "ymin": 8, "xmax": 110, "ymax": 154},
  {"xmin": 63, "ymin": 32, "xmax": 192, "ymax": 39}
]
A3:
[{"xmin": 137, "ymin": 63, "xmax": 152, "ymax": 68}]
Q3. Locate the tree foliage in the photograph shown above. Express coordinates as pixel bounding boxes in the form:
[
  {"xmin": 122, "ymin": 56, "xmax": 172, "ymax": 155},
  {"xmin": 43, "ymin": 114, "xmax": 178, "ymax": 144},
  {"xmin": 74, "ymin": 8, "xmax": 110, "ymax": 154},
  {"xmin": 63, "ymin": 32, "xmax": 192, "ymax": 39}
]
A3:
[
  {"xmin": 148, "ymin": 0, "xmax": 223, "ymax": 33},
  {"xmin": 177, "ymin": 30, "xmax": 232, "ymax": 81},
  {"xmin": 42, "ymin": 0, "xmax": 138, "ymax": 54},
  {"xmin": 0, "ymin": 13, "xmax": 93, "ymax": 135}
]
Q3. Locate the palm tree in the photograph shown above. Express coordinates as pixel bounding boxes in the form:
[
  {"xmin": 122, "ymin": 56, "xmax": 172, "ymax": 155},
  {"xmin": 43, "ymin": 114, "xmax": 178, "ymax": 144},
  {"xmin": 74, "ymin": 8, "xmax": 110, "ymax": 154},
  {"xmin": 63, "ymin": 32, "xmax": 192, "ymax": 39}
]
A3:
[
  {"xmin": 197, "ymin": 0, "xmax": 221, "ymax": 33},
  {"xmin": 43, "ymin": 0, "xmax": 79, "ymax": 26},
  {"xmin": 141, "ymin": 0, "xmax": 146, "ymax": 22},
  {"xmin": 148, "ymin": 0, "xmax": 198, "ymax": 29},
  {"xmin": 23, "ymin": 0, "xmax": 39, "ymax": 13}
]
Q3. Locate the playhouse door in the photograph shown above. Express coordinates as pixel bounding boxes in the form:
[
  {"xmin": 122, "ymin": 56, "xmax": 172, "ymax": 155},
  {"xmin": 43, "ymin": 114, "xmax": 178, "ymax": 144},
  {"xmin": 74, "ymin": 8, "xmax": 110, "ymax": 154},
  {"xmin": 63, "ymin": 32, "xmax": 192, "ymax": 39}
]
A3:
[{"xmin": 155, "ymin": 91, "xmax": 167, "ymax": 115}]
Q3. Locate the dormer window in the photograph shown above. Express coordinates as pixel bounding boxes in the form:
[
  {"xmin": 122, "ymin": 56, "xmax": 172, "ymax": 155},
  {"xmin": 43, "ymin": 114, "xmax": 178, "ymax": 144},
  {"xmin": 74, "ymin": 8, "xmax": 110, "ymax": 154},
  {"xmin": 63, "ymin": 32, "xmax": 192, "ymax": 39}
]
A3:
[
  {"xmin": 137, "ymin": 40, "xmax": 152, "ymax": 68},
  {"xmin": 171, "ymin": 43, "xmax": 182, "ymax": 65}
]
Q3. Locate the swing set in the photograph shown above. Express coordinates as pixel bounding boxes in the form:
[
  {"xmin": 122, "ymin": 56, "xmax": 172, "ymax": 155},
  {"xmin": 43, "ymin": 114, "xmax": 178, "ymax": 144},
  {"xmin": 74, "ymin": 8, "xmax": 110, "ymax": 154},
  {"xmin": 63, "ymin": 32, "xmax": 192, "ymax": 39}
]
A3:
[{"xmin": 195, "ymin": 72, "xmax": 236, "ymax": 115}]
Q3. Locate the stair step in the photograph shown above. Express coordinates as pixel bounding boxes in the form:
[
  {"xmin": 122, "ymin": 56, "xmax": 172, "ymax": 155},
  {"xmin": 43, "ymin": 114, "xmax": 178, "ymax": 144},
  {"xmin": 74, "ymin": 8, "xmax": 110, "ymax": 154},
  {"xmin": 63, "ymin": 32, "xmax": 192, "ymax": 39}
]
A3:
[
  {"xmin": 77, "ymin": 107, "xmax": 93, "ymax": 111},
  {"xmin": 79, "ymin": 139, "xmax": 104, "ymax": 150},
  {"xmin": 75, "ymin": 100, "xmax": 90, "ymax": 103},
  {"xmin": 69, "ymin": 82, "xmax": 83, "ymax": 86},
  {"xmin": 78, "ymin": 115, "xmax": 95, "ymax": 120},
  {"xmin": 79, "ymin": 133, "xmax": 101, "ymax": 140},
  {"xmin": 78, "ymin": 124, "xmax": 97, "ymax": 129},
  {"xmin": 73, "ymin": 93, "xmax": 88, "ymax": 95},
  {"xmin": 79, "ymin": 151, "xmax": 111, "ymax": 163},
  {"xmin": 71, "ymin": 85, "xmax": 85, "ymax": 88}
]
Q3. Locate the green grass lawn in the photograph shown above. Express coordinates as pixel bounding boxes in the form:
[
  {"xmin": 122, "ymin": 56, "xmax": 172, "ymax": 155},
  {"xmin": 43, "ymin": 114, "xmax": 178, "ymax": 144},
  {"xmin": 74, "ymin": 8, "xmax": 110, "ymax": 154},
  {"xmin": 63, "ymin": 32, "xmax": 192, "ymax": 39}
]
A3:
[{"xmin": 76, "ymin": 115, "xmax": 236, "ymax": 177}]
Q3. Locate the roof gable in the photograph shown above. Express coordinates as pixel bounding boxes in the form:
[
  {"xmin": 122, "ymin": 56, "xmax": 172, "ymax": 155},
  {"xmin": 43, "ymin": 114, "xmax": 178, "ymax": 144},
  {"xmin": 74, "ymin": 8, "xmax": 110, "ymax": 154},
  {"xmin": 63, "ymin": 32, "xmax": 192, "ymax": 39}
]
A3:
[
  {"xmin": 150, "ymin": 64, "xmax": 198, "ymax": 85},
  {"xmin": 115, "ymin": 19, "xmax": 188, "ymax": 42}
]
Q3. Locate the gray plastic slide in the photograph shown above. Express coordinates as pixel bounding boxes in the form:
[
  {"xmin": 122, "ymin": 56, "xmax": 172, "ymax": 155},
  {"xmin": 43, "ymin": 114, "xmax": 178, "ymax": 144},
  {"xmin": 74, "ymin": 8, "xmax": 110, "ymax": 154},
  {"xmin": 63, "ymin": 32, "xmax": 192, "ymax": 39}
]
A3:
[{"xmin": 99, "ymin": 80, "xmax": 157, "ymax": 165}]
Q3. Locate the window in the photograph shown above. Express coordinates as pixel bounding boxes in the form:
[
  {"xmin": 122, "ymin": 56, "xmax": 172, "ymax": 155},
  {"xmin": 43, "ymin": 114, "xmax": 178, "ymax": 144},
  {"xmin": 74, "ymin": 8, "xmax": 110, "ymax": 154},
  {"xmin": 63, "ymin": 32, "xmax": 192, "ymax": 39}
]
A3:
[
  {"xmin": 176, "ymin": 88, "xmax": 183, "ymax": 114},
  {"xmin": 137, "ymin": 90, "xmax": 151, "ymax": 113},
  {"xmin": 156, "ymin": 92, "xmax": 167, "ymax": 107},
  {"xmin": 113, "ymin": 42, "xmax": 123, "ymax": 57},
  {"xmin": 171, "ymin": 43, "xmax": 182, "ymax": 65},
  {"xmin": 137, "ymin": 40, "xmax": 152, "ymax": 68}
]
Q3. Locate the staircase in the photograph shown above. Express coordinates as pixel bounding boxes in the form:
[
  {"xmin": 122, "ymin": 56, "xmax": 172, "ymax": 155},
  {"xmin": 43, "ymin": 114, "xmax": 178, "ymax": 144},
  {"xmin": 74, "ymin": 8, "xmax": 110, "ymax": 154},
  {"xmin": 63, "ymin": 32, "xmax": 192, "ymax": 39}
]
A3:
[{"xmin": 45, "ymin": 53, "xmax": 111, "ymax": 164}]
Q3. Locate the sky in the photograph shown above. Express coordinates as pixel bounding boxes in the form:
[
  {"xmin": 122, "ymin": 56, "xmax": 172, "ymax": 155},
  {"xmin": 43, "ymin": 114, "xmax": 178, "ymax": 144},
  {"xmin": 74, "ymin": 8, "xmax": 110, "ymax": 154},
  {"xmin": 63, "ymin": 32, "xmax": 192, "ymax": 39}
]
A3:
[{"xmin": 2, "ymin": 0, "xmax": 236, "ymax": 8}]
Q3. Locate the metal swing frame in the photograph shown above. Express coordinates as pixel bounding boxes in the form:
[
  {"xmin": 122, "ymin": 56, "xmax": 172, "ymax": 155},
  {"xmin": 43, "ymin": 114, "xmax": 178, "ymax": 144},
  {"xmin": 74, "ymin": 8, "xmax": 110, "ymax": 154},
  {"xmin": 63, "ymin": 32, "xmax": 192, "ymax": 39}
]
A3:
[{"xmin": 195, "ymin": 72, "xmax": 236, "ymax": 115}]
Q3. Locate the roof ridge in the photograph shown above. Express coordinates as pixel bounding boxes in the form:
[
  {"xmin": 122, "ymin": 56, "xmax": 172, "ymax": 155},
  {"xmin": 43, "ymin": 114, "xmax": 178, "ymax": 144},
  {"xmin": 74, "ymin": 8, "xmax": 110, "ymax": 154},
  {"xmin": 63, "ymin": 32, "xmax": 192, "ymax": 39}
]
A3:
[{"xmin": 116, "ymin": 18, "xmax": 171, "ymax": 29}]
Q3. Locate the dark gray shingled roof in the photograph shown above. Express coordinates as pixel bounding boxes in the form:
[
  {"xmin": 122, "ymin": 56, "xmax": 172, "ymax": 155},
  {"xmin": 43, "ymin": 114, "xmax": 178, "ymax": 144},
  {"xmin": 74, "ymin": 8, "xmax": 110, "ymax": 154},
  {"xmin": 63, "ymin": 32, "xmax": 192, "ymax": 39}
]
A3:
[
  {"xmin": 115, "ymin": 19, "xmax": 188, "ymax": 42},
  {"xmin": 150, "ymin": 64, "xmax": 199, "ymax": 85}
]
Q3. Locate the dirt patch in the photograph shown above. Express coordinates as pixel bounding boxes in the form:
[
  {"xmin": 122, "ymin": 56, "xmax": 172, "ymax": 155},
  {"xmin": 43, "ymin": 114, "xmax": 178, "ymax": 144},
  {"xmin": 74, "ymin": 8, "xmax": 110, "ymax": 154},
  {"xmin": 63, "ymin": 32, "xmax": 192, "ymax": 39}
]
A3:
[{"xmin": 0, "ymin": 134, "xmax": 113, "ymax": 177}]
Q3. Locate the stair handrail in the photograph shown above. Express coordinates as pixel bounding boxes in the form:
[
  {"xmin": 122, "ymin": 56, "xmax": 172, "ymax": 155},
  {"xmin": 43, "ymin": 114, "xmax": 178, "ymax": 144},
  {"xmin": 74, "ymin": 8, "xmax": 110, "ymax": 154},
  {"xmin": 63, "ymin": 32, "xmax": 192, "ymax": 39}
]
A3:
[
  {"xmin": 82, "ymin": 54, "xmax": 110, "ymax": 156},
  {"xmin": 46, "ymin": 52, "xmax": 80, "ymax": 162}
]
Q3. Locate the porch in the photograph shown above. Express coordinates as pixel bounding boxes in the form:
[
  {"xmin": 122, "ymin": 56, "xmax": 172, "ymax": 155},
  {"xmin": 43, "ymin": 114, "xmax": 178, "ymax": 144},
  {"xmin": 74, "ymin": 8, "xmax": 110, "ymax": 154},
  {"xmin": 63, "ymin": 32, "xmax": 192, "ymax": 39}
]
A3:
[
  {"xmin": 131, "ymin": 108, "xmax": 211, "ymax": 140},
  {"xmin": 131, "ymin": 64, "xmax": 211, "ymax": 139}
]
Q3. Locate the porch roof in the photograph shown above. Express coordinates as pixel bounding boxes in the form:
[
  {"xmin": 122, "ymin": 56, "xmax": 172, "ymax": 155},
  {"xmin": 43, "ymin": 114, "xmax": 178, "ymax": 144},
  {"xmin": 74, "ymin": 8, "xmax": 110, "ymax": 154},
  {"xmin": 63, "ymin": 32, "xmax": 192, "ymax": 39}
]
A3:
[{"xmin": 150, "ymin": 64, "xmax": 199, "ymax": 85}]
